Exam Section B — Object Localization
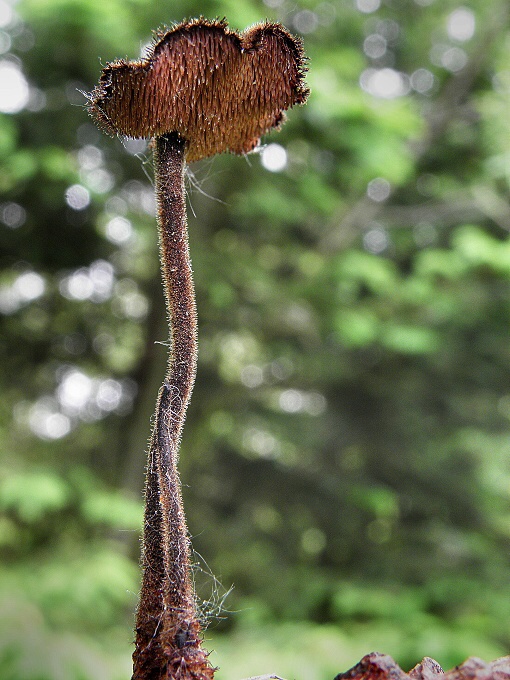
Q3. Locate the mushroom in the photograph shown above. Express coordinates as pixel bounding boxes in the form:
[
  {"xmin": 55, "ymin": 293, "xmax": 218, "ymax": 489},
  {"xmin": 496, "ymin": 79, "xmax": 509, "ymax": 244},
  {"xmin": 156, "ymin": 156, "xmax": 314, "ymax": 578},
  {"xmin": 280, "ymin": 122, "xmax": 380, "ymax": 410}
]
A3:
[{"xmin": 87, "ymin": 17, "xmax": 308, "ymax": 680}]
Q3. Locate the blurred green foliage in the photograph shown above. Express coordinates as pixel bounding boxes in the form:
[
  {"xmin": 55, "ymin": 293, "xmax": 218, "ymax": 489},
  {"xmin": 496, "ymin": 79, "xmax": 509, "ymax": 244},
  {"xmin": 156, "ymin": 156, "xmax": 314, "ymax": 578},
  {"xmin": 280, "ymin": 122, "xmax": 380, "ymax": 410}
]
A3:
[{"xmin": 1, "ymin": 0, "xmax": 510, "ymax": 677}]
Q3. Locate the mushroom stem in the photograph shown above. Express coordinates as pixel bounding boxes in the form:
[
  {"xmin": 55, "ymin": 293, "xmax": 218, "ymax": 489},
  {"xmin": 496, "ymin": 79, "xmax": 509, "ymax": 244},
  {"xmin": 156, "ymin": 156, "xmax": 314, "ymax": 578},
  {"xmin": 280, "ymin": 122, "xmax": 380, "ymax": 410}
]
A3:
[{"xmin": 133, "ymin": 132, "xmax": 213, "ymax": 680}]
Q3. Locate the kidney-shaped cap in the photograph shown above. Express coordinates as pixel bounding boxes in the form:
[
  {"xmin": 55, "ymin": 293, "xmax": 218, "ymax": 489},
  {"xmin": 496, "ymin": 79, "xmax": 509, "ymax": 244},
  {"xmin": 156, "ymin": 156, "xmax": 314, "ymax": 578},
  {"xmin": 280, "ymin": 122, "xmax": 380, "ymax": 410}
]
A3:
[{"xmin": 87, "ymin": 18, "xmax": 309, "ymax": 163}]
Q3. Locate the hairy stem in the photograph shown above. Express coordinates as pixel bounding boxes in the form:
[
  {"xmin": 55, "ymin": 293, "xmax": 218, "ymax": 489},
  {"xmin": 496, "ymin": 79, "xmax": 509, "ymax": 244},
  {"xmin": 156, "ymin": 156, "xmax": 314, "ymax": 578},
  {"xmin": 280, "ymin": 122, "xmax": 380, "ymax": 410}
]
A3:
[{"xmin": 132, "ymin": 133, "xmax": 214, "ymax": 680}]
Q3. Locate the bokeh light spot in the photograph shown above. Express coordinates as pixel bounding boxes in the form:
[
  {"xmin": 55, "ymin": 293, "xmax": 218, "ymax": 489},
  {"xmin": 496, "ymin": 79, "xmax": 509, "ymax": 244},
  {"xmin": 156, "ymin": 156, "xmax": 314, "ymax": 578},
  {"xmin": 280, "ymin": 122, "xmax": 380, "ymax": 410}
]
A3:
[
  {"xmin": 356, "ymin": 0, "xmax": 380, "ymax": 13},
  {"xmin": 59, "ymin": 260, "xmax": 114, "ymax": 302},
  {"xmin": 279, "ymin": 389, "xmax": 304, "ymax": 413},
  {"xmin": 1, "ymin": 202, "xmax": 26, "ymax": 228},
  {"xmin": 29, "ymin": 399, "xmax": 71, "ymax": 440},
  {"xmin": 364, "ymin": 226, "xmax": 390, "ymax": 254},
  {"xmin": 441, "ymin": 46, "xmax": 468, "ymax": 72},
  {"xmin": 77, "ymin": 145, "xmax": 103, "ymax": 170},
  {"xmin": 0, "ymin": 61, "xmax": 29, "ymax": 113},
  {"xmin": 83, "ymin": 168, "xmax": 114, "ymax": 194},
  {"xmin": 96, "ymin": 379, "xmax": 123, "ymax": 412},
  {"xmin": 364, "ymin": 34, "xmax": 387, "ymax": 59},
  {"xmin": 244, "ymin": 427, "xmax": 280, "ymax": 459},
  {"xmin": 261, "ymin": 143, "xmax": 288, "ymax": 172},
  {"xmin": 447, "ymin": 7, "xmax": 475, "ymax": 42},
  {"xmin": 105, "ymin": 216, "xmax": 133, "ymax": 244},
  {"xmin": 57, "ymin": 369, "xmax": 93, "ymax": 414},
  {"xmin": 14, "ymin": 271, "xmax": 45, "ymax": 302},
  {"xmin": 241, "ymin": 364, "xmax": 264, "ymax": 388},
  {"xmin": 293, "ymin": 10, "xmax": 319, "ymax": 35},
  {"xmin": 411, "ymin": 68, "xmax": 435, "ymax": 93},
  {"xmin": 367, "ymin": 177, "xmax": 391, "ymax": 202},
  {"xmin": 360, "ymin": 68, "xmax": 410, "ymax": 98},
  {"xmin": 65, "ymin": 184, "xmax": 90, "ymax": 211},
  {"xmin": 122, "ymin": 138, "xmax": 148, "ymax": 155},
  {"xmin": 0, "ymin": 1, "xmax": 13, "ymax": 28}
]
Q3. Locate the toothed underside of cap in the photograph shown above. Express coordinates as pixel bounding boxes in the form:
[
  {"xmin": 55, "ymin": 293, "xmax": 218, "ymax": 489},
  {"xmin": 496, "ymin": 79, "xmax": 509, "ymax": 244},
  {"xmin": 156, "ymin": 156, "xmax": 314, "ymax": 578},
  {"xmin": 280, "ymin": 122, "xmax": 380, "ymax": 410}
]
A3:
[{"xmin": 87, "ymin": 18, "xmax": 309, "ymax": 162}]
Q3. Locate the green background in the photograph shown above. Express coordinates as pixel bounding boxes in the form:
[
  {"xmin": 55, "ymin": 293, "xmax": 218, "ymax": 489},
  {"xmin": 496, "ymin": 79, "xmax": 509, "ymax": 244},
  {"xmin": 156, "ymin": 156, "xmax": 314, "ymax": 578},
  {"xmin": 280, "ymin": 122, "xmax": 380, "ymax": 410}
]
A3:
[{"xmin": 1, "ymin": 0, "xmax": 510, "ymax": 677}]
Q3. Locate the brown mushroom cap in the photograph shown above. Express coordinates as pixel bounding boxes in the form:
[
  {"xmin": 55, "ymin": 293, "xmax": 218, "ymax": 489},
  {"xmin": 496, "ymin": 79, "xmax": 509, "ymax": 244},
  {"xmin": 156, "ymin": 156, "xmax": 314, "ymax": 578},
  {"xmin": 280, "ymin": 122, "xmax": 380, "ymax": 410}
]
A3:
[{"xmin": 87, "ymin": 18, "xmax": 309, "ymax": 162}]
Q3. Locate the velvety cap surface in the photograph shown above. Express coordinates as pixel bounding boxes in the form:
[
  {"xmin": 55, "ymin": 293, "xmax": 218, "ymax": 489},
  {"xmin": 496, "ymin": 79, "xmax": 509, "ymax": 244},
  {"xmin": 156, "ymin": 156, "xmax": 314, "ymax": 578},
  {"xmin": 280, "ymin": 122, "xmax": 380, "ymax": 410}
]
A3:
[{"xmin": 88, "ymin": 18, "xmax": 308, "ymax": 162}]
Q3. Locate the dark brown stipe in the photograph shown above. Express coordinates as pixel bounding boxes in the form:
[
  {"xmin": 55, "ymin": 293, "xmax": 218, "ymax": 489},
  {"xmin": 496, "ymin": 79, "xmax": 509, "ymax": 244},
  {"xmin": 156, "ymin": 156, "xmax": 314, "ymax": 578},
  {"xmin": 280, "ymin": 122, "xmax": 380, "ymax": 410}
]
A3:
[{"xmin": 132, "ymin": 134, "xmax": 213, "ymax": 679}]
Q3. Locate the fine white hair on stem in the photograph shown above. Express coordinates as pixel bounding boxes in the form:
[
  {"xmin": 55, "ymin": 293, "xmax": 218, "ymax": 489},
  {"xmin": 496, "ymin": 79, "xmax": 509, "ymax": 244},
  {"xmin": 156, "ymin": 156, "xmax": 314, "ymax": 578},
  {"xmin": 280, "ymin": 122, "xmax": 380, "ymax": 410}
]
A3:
[{"xmin": 191, "ymin": 549, "xmax": 234, "ymax": 628}]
